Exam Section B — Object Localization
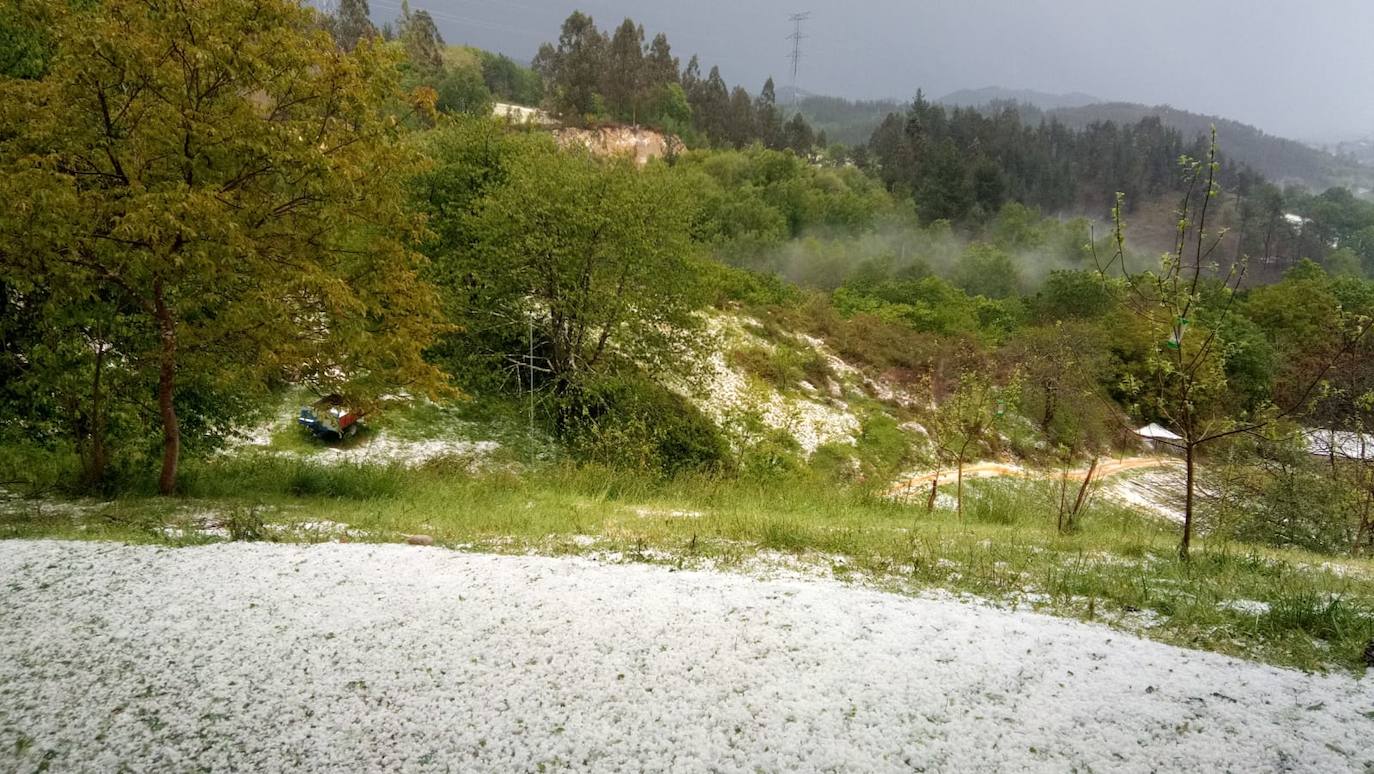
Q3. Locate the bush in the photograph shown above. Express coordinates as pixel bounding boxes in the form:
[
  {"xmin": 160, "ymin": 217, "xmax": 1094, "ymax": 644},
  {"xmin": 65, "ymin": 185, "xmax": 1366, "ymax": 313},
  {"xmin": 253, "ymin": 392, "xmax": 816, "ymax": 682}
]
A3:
[
  {"xmin": 729, "ymin": 344, "xmax": 834, "ymax": 392},
  {"xmin": 1209, "ymin": 439, "xmax": 1358, "ymax": 553},
  {"xmin": 736, "ymin": 428, "xmax": 805, "ymax": 481},
  {"xmin": 559, "ymin": 372, "xmax": 732, "ymax": 476}
]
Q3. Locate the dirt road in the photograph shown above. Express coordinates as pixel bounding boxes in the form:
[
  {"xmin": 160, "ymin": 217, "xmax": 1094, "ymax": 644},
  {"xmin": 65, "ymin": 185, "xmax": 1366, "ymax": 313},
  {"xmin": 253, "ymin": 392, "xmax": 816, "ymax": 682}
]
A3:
[{"xmin": 887, "ymin": 456, "xmax": 1179, "ymax": 499}]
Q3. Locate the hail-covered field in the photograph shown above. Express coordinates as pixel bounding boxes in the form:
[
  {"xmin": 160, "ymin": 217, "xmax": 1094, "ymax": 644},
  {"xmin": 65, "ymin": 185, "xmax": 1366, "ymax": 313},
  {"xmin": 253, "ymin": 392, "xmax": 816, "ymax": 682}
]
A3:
[{"xmin": 1, "ymin": 540, "xmax": 1369, "ymax": 772}]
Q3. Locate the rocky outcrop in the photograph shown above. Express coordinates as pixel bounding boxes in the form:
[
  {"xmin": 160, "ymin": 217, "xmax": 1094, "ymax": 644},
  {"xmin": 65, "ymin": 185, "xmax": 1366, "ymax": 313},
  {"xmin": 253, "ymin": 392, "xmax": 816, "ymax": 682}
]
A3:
[{"xmin": 554, "ymin": 125, "xmax": 685, "ymax": 166}]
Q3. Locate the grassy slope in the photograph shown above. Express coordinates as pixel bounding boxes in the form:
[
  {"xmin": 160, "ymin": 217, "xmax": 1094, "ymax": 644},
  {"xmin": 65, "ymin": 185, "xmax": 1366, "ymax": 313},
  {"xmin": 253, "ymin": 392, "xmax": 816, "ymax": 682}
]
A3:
[{"xmin": 2, "ymin": 453, "xmax": 1371, "ymax": 674}]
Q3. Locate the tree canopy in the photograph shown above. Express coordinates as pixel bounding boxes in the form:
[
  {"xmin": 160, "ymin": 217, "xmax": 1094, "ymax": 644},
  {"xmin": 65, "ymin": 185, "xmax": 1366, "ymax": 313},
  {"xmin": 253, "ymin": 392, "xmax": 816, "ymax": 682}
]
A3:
[{"xmin": 0, "ymin": 0, "xmax": 447, "ymax": 492}]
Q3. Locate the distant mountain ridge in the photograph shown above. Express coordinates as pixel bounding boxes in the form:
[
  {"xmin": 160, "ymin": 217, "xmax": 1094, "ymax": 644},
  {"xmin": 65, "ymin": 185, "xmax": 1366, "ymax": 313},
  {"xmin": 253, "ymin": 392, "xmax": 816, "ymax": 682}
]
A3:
[
  {"xmin": 937, "ymin": 86, "xmax": 1102, "ymax": 111},
  {"xmin": 1037, "ymin": 102, "xmax": 1372, "ymax": 190},
  {"xmin": 795, "ymin": 86, "xmax": 1372, "ymax": 192}
]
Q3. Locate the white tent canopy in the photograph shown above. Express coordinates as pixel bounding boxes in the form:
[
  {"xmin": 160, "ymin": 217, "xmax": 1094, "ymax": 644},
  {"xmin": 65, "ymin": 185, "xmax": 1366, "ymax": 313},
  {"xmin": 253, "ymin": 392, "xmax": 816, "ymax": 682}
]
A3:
[{"xmin": 1136, "ymin": 422, "xmax": 1183, "ymax": 442}]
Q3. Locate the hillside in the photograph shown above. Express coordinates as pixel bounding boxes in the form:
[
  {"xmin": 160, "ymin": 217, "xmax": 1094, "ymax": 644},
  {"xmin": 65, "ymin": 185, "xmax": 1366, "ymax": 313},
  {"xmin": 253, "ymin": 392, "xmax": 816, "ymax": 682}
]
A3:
[
  {"xmin": 938, "ymin": 86, "xmax": 1102, "ymax": 111},
  {"xmin": 799, "ymin": 87, "xmax": 1371, "ymax": 193},
  {"xmin": 791, "ymin": 94, "xmax": 904, "ymax": 146},
  {"xmin": 1040, "ymin": 102, "xmax": 1374, "ymax": 190}
]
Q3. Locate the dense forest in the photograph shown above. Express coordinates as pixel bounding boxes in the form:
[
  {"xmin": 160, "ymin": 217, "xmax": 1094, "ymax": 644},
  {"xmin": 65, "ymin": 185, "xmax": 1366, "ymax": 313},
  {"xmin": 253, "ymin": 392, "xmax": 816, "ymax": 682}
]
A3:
[
  {"xmin": 797, "ymin": 91, "xmax": 1374, "ymax": 194},
  {"xmin": 0, "ymin": 0, "xmax": 1372, "ymax": 565},
  {"xmin": 1036, "ymin": 101, "xmax": 1374, "ymax": 190}
]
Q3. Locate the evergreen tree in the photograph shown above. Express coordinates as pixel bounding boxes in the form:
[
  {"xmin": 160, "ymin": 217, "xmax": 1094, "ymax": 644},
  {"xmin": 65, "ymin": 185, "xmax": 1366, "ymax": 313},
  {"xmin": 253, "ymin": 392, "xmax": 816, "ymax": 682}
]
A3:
[
  {"xmin": 645, "ymin": 33, "xmax": 679, "ymax": 89},
  {"xmin": 727, "ymin": 86, "xmax": 755, "ymax": 148},
  {"xmin": 755, "ymin": 78, "xmax": 783, "ymax": 149},
  {"xmin": 603, "ymin": 19, "xmax": 645, "ymax": 121},
  {"xmin": 398, "ymin": 4, "xmax": 444, "ymax": 74},
  {"xmin": 783, "ymin": 112, "xmax": 815, "ymax": 154},
  {"xmin": 330, "ymin": 0, "xmax": 375, "ymax": 52},
  {"xmin": 533, "ymin": 11, "xmax": 607, "ymax": 122},
  {"xmin": 697, "ymin": 66, "xmax": 730, "ymax": 144}
]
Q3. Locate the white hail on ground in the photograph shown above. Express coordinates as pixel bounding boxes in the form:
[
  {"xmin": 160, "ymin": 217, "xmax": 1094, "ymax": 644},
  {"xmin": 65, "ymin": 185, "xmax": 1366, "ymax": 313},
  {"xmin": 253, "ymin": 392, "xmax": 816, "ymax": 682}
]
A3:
[{"xmin": 1, "ymin": 540, "xmax": 1370, "ymax": 772}]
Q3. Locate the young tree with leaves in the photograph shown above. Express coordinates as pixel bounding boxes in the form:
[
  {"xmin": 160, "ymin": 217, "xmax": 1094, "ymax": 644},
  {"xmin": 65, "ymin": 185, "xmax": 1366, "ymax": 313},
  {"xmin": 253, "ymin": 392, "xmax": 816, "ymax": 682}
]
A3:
[
  {"xmin": 0, "ymin": 0, "xmax": 448, "ymax": 493},
  {"xmin": 1099, "ymin": 133, "xmax": 1373, "ymax": 559},
  {"xmin": 931, "ymin": 370, "xmax": 1020, "ymax": 517}
]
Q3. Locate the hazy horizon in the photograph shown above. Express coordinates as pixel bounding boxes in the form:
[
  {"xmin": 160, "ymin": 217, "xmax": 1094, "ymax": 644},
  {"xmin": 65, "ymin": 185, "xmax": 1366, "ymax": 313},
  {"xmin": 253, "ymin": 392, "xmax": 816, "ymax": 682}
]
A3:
[{"xmin": 361, "ymin": 0, "xmax": 1374, "ymax": 144}]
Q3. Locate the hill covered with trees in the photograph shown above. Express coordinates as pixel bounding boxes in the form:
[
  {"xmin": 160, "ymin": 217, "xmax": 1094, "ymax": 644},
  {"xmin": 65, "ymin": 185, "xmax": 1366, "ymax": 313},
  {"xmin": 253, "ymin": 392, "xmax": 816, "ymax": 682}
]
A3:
[
  {"xmin": 795, "ymin": 86, "xmax": 1372, "ymax": 194},
  {"xmin": 1036, "ymin": 101, "xmax": 1374, "ymax": 191}
]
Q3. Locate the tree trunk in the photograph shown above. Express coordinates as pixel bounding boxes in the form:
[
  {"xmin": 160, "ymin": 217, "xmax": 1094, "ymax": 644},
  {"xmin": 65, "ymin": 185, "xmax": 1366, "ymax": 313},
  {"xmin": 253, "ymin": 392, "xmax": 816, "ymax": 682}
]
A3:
[
  {"xmin": 1056, "ymin": 468, "xmax": 1068, "ymax": 533},
  {"xmin": 956, "ymin": 459, "xmax": 964, "ymax": 520},
  {"xmin": 84, "ymin": 343, "xmax": 108, "ymax": 487},
  {"xmin": 1068, "ymin": 457, "xmax": 1098, "ymax": 532},
  {"xmin": 1180, "ymin": 443, "xmax": 1195, "ymax": 561},
  {"xmin": 926, "ymin": 474, "xmax": 939, "ymax": 513},
  {"xmin": 154, "ymin": 283, "xmax": 180, "ymax": 496},
  {"xmin": 1355, "ymin": 484, "xmax": 1372, "ymax": 555}
]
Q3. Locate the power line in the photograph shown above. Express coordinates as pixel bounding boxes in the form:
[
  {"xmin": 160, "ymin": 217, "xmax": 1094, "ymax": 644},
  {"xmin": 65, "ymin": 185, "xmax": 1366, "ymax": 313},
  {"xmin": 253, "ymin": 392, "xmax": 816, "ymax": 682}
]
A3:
[{"xmin": 786, "ymin": 11, "xmax": 810, "ymax": 112}]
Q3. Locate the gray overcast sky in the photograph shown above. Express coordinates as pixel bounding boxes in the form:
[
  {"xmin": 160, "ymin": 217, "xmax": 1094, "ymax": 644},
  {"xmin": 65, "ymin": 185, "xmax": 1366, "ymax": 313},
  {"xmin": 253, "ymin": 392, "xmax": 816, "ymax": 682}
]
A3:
[{"xmin": 367, "ymin": 0, "xmax": 1374, "ymax": 141}]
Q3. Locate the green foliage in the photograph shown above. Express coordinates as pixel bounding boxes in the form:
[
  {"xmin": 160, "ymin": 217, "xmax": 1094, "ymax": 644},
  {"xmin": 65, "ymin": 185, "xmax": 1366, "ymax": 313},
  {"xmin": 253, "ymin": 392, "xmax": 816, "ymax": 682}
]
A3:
[
  {"xmin": 869, "ymin": 93, "xmax": 1236, "ymax": 225},
  {"xmin": 694, "ymin": 261, "xmax": 803, "ymax": 307},
  {"xmin": 851, "ymin": 413, "xmax": 913, "ymax": 479},
  {"xmin": 833, "ymin": 276, "xmax": 981, "ymax": 337},
  {"xmin": 1003, "ymin": 321, "xmax": 1113, "ymax": 452},
  {"xmin": 434, "ymin": 65, "xmax": 493, "ymax": 116},
  {"xmin": 478, "ymin": 50, "xmax": 543, "ymax": 106},
  {"xmin": 533, "ymin": 11, "xmax": 818, "ymax": 147},
  {"xmin": 0, "ymin": 0, "xmax": 448, "ymax": 493},
  {"xmin": 458, "ymin": 144, "xmax": 706, "ymax": 387},
  {"xmin": 0, "ymin": 0, "xmax": 55, "ymax": 78},
  {"xmin": 1210, "ymin": 435, "xmax": 1359, "ymax": 554},
  {"xmin": 735, "ymin": 426, "xmax": 805, "ymax": 481},
  {"xmin": 560, "ymin": 372, "xmax": 730, "ymax": 476},
  {"xmin": 1033, "ymin": 271, "xmax": 1117, "ymax": 321},
  {"xmin": 533, "ymin": 11, "xmax": 608, "ymax": 122},
  {"xmin": 1244, "ymin": 261, "xmax": 1342, "ymax": 355},
  {"xmin": 728, "ymin": 344, "xmax": 832, "ymax": 392}
]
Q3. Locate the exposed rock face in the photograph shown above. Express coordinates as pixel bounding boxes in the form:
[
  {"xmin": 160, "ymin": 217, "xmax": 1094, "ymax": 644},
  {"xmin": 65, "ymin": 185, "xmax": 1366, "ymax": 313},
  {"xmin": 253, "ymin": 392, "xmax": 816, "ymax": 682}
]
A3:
[
  {"xmin": 554, "ymin": 125, "xmax": 685, "ymax": 166},
  {"xmin": 492, "ymin": 102, "xmax": 554, "ymax": 126}
]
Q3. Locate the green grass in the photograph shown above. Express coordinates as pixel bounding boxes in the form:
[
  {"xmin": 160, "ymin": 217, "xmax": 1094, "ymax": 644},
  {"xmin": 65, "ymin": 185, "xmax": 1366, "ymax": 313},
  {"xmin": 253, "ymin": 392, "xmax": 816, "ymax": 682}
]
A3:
[{"xmin": 1, "ymin": 453, "xmax": 1372, "ymax": 673}]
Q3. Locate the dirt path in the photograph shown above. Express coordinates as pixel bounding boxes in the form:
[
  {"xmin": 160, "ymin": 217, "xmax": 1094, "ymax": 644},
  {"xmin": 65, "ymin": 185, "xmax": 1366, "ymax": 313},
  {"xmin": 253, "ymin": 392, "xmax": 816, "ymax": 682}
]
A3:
[{"xmin": 887, "ymin": 456, "xmax": 1179, "ymax": 499}]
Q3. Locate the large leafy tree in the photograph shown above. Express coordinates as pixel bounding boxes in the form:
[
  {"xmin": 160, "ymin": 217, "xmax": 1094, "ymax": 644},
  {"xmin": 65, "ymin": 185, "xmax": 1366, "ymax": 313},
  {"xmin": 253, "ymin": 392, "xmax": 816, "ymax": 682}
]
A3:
[
  {"xmin": 0, "ymin": 0, "xmax": 447, "ymax": 493},
  {"xmin": 431, "ymin": 134, "xmax": 704, "ymax": 395}
]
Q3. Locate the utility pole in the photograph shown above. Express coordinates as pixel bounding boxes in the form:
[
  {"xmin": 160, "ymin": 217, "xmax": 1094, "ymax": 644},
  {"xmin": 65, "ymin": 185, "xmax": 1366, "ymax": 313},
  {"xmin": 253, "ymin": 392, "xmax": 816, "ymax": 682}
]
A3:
[{"xmin": 786, "ymin": 11, "xmax": 810, "ymax": 115}]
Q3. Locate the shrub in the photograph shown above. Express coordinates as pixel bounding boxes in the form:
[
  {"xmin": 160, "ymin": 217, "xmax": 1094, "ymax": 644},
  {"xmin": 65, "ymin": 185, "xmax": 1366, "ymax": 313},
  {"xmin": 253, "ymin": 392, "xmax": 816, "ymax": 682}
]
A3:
[
  {"xmin": 735, "ymin": 425, "xmax": 805, "ymax": 481},
  {"xmin": 559, "ymin": 372, "xmax": 732, "ymax": 476}
]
